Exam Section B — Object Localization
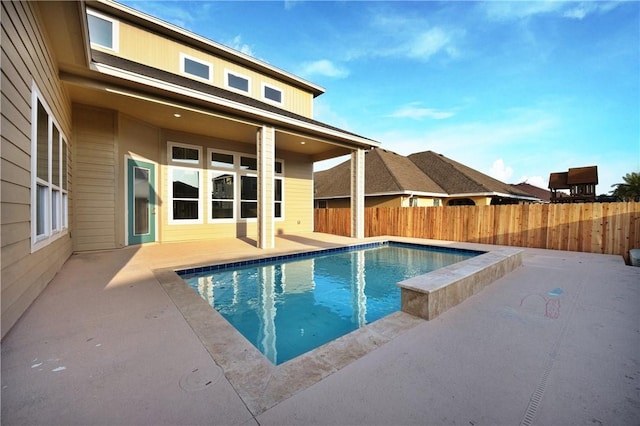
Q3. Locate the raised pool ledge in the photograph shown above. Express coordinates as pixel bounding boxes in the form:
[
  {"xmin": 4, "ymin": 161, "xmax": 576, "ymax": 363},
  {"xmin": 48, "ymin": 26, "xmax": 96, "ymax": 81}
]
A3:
[{"xmin": 399, "ymin": 247, "xmax": 523, "ymax": 320}]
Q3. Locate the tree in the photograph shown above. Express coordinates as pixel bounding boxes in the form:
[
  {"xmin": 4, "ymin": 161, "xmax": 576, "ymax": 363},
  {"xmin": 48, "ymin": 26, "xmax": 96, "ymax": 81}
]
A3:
[{"xmin": 611, "ymin": 172, "xmax": 640, "ymax": 201}]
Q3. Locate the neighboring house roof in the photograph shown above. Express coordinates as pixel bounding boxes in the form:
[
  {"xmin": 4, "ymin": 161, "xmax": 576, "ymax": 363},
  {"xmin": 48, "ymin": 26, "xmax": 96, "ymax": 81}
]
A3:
[
  {"xmin": 315, "ymin": 149, "xmax": 537, "ymax": 201},
  {"xmin": 511, "ymin": 183, "xmax": 550, "ymax": 202},
  {"xmin": 314, "ymin": 149, "xmax": 446, "ymax": 199},
  {"xmin": 548, "ymin": 166, "xmax": 598, "ymax": 189},
  {"xmin": 407, "ymin": 151, "xmax": 533, "ymax": 198}
]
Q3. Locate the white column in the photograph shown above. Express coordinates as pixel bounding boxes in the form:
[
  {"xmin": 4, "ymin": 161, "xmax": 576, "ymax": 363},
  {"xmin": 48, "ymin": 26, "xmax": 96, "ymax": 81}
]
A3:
[
  {"xmin": 257, "ymin": 125, "xmax": 275, "ymax": 249},
  {"xmin": 351, "ymin": 148, "xmax": 365, "ymax": 239}
]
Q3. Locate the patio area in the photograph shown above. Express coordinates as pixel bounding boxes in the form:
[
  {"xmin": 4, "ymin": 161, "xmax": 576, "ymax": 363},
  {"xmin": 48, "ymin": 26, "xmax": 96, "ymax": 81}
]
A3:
[{"xmin": 2, "ymin": 233, "xmax": 639, "ymax": 425}]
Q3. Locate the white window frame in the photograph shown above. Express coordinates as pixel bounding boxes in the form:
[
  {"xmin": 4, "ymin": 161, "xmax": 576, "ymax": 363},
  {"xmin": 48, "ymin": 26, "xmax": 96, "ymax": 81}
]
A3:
[
  {"xmin": 168, "ymin": 141, "xmax": 202, "ymax": 166},
  {"xmin": 179, "ymin": 53, "xmax": 213, "ymax": 82},
  {"xmin": 208, "ymin": 148, "xmax": 237, "ymax": 223},
  {"xmin": 207, "ymin": 150, "xmax": 284, "ymax": 223},
  {"xmin": 261, "ymin": 82, "xmax": 284, "ymax": 106},
  {"xmin": 168, "ymin": 142, "xmax": 203, "ymax": 224},
  {"xmin": 224, "ymin": 69, "xmax": 251, "ymax": 95},
  {"xmin": 87, "ymin": 8, "xmax": 119, "ymax": 52},
  {"xmin": 168, "ymin": 166, "xmax": 203, "ymax": 225},
  {"xmin": 31, "ymin": 83, "xmax": 69, "ymax": 253}
]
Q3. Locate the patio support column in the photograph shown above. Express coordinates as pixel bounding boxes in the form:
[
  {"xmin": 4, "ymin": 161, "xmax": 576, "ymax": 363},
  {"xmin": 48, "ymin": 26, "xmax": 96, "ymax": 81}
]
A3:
[
  {"xmin": 257, "ymin": 125, "xmax": 275, "ymax": 249},
  {"xmin": 350, "ymin": 148, "xmax": 365, "ymax": 239}
]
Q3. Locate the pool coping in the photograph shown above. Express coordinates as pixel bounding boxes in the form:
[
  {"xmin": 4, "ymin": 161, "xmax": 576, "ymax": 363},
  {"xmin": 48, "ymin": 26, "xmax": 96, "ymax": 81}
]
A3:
[{"xmin": 153, "ymin": 239, "xmax": 523, "ymax": 415}]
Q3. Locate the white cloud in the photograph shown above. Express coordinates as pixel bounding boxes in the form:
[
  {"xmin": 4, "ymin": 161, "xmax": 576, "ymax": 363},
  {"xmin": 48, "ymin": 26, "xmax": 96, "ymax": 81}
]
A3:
[
  {"xmin": 483, "ymin": 0, "xmax": 621, "ymax": 21},
  {"xmin": 489, "ymin": 159, "xmax": 514, "ymax": 182},
  {"xmin": 388, "ymin": 103, "xmax": 455, "ymax": 120},
  {"xmin": 227, "ymin": 35, "xmax": 254, "ymax": 57},
  {"xmin": 563, "ymin": 2, "xmax": 621, "ymax": 20},
  {"xmin": 298, "ymin": 59, "xmax": 349, "ymax": 79},
  {"xmin": 407, "ymin": 28, "xmax": 454, "ymax": 60}
]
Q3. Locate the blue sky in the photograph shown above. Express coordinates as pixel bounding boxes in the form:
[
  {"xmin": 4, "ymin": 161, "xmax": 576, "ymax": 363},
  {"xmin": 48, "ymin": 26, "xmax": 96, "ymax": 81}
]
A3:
[{"xmin": 119, "ymin": 0, "xmax": 639, "ymax": 193}]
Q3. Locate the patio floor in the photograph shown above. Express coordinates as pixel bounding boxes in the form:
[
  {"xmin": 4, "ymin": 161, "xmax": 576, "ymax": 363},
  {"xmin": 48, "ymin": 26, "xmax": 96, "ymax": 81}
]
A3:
[{"xmin": 2, "ymin": 233, "xmax": 639, "ymax": 425}]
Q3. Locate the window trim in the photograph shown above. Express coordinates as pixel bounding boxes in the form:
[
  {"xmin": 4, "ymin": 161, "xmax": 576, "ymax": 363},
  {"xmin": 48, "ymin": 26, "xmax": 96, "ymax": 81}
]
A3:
[
  {"xmin": 31, "ymin": 83, "xmax": 69, "ymax": 253},
  {"xmin": 207, "ymin": 149, "xmax": 284, "ymax": 223},
  {"xmin": 261, "ymin": 82, "xmax": 284, "ymax": 106},
  {"xmin": 224, "ymin": 69, "xmax": 251, "ymax": 94},
  {"xmin": 168, "ymin": 141, "xmax": 202, "ymax": 166},
  {"xmin": 168, "ymin": 166, "xmax": 203, "ymax": 225},
  {"xmin": 179, "ymin": 53, "xmax": 213, "ymax": 82},
  {"xmin": 87, "ymin": 8, "xmax": 119, "ymax": 52}
]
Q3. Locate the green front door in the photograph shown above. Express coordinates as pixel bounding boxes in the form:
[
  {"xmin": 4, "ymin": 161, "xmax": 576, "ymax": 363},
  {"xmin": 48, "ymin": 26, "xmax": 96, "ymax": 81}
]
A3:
[{"xmin": 127, "ymin": 158, "xmax": 156, "ymax": 245}]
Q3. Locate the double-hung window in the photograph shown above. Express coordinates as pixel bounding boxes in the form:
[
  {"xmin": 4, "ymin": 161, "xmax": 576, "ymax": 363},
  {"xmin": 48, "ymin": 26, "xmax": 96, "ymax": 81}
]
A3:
[
  {"xmin": 274, "ymin": 161, "xmax": 284, "ymax": 219},
  {"xmin": 31, "ymin": 84, "xmax": 69, "ymax": 252},
  {"xmin": 208, "ymin": 151, "xmax": 284, "ymax": 222},
  {"xmin": 239, "ymin": 156, "xmax": 257, "ymax": 219},
  {"xmin": 168, "ymin": 142, "xmax": 202, "ymax": 224},
  {"xmin": 209, "ymin": 151, "xmax": 235, "ymax": 221},
  {"xmin": 87, "ymin": 9, "xmax": 119, "ymax": 51}
]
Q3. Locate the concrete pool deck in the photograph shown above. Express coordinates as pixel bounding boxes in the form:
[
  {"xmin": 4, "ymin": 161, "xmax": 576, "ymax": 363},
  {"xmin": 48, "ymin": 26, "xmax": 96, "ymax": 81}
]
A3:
[{"xmin": 2, "ymin": 233, "xmax": 639, "ymax": 425}]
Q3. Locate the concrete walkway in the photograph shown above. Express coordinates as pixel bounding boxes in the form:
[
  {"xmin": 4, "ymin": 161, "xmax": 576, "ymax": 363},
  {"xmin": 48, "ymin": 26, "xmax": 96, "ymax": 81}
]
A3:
[{"xmin": 2, "ymin": 234, "xmax": 639, "ymax": 425}]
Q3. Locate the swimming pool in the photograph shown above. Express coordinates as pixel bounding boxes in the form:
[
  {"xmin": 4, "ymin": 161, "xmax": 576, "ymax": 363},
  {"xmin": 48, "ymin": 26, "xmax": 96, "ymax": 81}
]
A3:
[{"xmin": 178, "ymin": 242, "xmax": 479, "ymax": 365}]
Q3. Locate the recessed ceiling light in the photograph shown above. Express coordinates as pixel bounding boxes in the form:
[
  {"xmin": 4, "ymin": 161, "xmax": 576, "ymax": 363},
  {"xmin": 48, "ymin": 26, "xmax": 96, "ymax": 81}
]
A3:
[
  {"xmin": 300, "ymin": 141, "xmax": 306, "ymax": 145},
  {"xmin": 173, "ymin": 113, "xmax": 181, "ymax": 118}
]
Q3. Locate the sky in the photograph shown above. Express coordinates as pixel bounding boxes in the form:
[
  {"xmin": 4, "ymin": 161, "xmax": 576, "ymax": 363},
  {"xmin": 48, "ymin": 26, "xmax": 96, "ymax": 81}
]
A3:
[{"xmin": 119, "ymin": 0, "xmax": 639, "ymax": 194}]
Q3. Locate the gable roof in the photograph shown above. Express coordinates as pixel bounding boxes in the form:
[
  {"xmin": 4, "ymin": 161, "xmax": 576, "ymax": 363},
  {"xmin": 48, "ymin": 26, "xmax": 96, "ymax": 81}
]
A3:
[
  {"xmin": 407, "ymin": 151, "xmax": 532, "ymax": 198},
  {"xmin": 511, "ymin": 183, "xmax": 550, "ymax": 202},
  {"xmin": 314, "ymin": 149, "xmax": 446, "ymax": 199},
  {"xmin": 315, "ymin": 149, "xmax": 536, "ymax": 200}
]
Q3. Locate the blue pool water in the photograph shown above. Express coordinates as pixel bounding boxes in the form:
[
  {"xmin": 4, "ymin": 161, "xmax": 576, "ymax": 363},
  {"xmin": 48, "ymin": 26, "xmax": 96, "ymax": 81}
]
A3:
[{"xmin": 178, "ymin": 242, "xmax": 479, "ymax": 365}]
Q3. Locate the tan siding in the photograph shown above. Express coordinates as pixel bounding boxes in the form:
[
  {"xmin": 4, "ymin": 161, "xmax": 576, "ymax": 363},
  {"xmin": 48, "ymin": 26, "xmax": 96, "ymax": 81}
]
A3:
[
  {"xmin": 1, "ymin": 1, "xmax": 73, "ymax": 339},
  {"xmin": 117, "ymin": 114, "xmax": 161, "ymax": 246},
  {"xmin": 107, "ymin": 19, "xmax": 314, "ymax": 117},
  {"xmin": 72, "ymin": 105, "xmax": 117, "ymax": 251},
  {"xmin": 277, "ymin": 154, "xmax": 314, "ymax": 233}
]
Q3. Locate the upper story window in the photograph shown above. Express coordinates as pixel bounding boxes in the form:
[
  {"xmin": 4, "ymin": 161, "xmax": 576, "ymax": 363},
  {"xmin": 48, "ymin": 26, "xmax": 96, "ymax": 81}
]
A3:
[
  {"xmin": 87, "ymin": 9, "xmax": 119, "ymax": 51},
  {"xmin": 180, "ymin": 53, "xmax": 212, "ymax": 82},
  {"xmin": 225, "ymin": 70, "xmax": 250, "ymax": 94},
  {"xmin": 31, "ymin": 83, "xmax": 69, "ymax": 253},
  {"xmin": 262, "ymin": 83, "xmax": 283, "ymax": 105}
]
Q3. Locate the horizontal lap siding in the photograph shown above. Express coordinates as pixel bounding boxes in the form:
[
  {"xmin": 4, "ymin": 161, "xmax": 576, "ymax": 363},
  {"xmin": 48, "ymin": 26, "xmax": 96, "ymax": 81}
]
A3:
[
  {"xmin": 315, "ymin": 203, "xmax": 640, "ymax": 260},
  {"xmin": 73, "ymin": 106, "xmax": 117, "ymax": 251},
  {"xmin": 1, "ymin": 2, "xmax": 73, "ymax": 339}
]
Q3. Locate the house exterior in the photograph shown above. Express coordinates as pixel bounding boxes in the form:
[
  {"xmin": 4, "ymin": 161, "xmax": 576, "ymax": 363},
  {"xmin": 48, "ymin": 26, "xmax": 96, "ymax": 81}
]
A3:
[
  {"xmin": 314, "ymin": 149, "xmax": 540, "ymax": 208},
  {"xmin": 511, "ymin": 182, "xmax": 551, "ymax": 203},
  {"xmin": 1, "ymin": 0, "xmax": 378, "ymax": 338},
  {"xmin": 548, "ymin": 166, "xmax": 598, "ymax": 203}
]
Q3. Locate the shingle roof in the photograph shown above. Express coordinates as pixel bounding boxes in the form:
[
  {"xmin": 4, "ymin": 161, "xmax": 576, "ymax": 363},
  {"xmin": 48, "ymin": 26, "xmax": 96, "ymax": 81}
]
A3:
[
  {"xmin": 314, "ymin": 149, "xmax": 534, "ymax": 200},
  {"xmin": 314, "ymin": 149, "xmax": 446, "ymax": 199},
  {"xmin": 511, "ymin": 183, "xmax": 550, "ymax": 202},
  {"xmin": 408, "ymin": 151, "xmax": 532, "ymax": 197},
  {"xmin": 90, "ymin": 50, "xmax": 375, "ymax": 143}
]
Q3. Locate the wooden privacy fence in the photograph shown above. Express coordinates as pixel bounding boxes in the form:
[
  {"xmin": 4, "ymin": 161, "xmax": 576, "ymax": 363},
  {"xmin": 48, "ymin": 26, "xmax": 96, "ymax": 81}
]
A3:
[{"xmin": 314, "ymin": 202, "xmax": 640, "ymax": 261}]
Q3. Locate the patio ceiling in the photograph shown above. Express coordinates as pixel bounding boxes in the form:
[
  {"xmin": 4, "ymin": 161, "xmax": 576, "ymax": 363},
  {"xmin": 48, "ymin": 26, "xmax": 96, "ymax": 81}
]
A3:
[{"xmin": 64, "ymin": 81, "xmax": 352, "ymax": 159}]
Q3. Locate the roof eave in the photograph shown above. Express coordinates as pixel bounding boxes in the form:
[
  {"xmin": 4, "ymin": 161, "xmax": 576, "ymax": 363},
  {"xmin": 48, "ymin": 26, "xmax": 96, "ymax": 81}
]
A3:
[
  {"xmin": 88, "ymin": 0, "xmax": 325, "ymax": 97},
  {"xmin": 89, "ymin": 61, "xmax": 378, "ymax": 149}
]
